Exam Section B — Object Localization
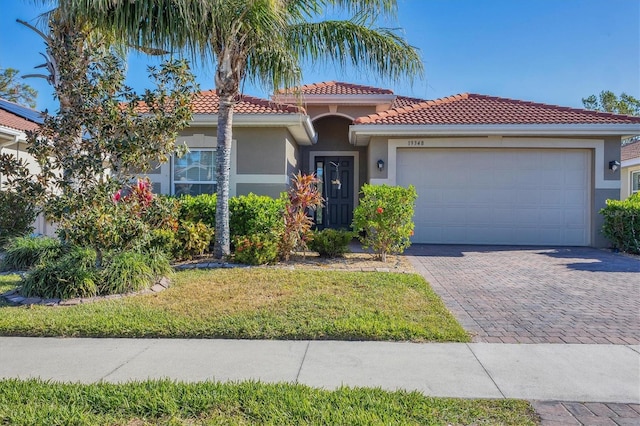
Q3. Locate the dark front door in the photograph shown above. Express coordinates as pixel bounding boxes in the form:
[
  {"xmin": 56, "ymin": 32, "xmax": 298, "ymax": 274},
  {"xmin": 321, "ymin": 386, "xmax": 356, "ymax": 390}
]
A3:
[{"xmin": 315, "ymin": 156, "xmax": 354, "ymax": 229}]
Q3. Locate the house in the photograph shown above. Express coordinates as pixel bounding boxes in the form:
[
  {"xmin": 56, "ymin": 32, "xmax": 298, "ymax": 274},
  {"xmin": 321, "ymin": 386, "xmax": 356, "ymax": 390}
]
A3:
[
  {"xmin": 0, "ymin": 98, "xmax": 53, "ymax": 236},
  {"xmin": 147, "ymin": 82, "xmax": 640, "ymax": 248},
  {"xmin": 6, "ymin": 81, "xmax": 640, "ymax": 248},
  {"xmin": 621, "ymin": 139, "xmax": 640, "ymax": 198}
]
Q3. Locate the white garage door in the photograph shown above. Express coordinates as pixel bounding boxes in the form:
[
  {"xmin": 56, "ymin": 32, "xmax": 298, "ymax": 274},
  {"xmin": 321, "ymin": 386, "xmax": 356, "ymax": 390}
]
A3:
[{"xmin": 396, "ymin": 148, "xmax": 590, "ymax": 246}]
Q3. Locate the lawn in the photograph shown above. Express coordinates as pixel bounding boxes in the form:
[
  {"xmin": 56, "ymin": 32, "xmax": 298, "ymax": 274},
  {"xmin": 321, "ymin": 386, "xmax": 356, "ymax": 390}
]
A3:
[
  {"xmin": 0, "ymin": 269, "xmax": 469, "ymax": 341},
  {"xmin": 0, "ymin": 379, "xmax": 538, "ymax": 425}
]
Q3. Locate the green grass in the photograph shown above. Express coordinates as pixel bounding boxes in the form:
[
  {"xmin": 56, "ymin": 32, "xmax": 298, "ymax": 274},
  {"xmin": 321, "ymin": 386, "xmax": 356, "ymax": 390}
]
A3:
[
  {"xmin": 0, "ymin": 269, "xmax": 469, "ymax": 341},
  {"xmin": 0, "ymin": 274, "xmax": 20, "ymax": 296},
  {"xmin": 0, "ymin": 379, "xmax": 538, "ymax": 425}
]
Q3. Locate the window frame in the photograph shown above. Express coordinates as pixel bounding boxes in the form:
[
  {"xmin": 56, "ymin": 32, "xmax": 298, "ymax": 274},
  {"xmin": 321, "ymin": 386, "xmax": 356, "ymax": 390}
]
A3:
[
  {"xmin": 632, "ymin": 170, "xmax": 640, "ymax": 194},
  {"xmin": 172, "ymin": 149, "xmax": 217, "ymax": 196}
]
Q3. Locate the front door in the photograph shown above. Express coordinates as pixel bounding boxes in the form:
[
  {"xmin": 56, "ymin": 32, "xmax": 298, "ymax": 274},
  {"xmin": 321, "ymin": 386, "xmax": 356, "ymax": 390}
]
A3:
[{"xmin": 315, "ymin": 156, "xmax": 354, "ymax": 229}]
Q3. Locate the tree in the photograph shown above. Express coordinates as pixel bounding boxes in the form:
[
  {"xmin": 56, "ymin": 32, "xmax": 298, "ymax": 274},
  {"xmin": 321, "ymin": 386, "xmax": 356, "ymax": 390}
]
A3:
[
  {"xmin": 0, "ymin": 67, "xmax": 38, "ymax": 108},
  {"xmin": 1, "ymin": 7, "xmax": 197, "ymax": 239},
  {"xmin": 582, "ymin": 90, "xmax": 640, "ymax": 116},
  {"xmin": 63, "ymin": 0, "xmax": 423, "ymax": 259}
]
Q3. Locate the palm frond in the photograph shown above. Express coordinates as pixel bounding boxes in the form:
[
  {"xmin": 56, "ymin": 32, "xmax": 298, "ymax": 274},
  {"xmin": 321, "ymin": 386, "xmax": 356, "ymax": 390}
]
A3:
[{"xmin": 288, "ymin": 20, "xmax": 423, "ymax": 82}]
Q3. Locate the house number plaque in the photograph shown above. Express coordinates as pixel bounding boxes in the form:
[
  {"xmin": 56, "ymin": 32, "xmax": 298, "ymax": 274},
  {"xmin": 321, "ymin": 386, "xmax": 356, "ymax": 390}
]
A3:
[{"xmin": 407, "ymin": 140, "xmax": 425, "ymax": 146}]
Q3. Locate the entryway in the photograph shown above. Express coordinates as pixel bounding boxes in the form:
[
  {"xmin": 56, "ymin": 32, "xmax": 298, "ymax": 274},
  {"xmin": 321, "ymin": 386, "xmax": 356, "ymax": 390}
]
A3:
[{"xmin": 314, "ymin": 156, "xmax": 354, "ymax": 229}]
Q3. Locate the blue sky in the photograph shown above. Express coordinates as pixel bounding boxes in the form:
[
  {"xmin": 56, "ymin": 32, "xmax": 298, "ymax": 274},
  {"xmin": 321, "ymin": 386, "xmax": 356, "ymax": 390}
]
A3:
[{"xmin": 1, "ymin": 0, "xmax": 638, "ymax": 113}]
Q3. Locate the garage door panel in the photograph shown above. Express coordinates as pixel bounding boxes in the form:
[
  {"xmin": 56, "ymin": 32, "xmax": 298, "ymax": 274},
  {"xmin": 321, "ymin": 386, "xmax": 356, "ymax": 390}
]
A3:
[{"xmin": 397, "ymin": 148, "xmax": 590, "ymax": 246}]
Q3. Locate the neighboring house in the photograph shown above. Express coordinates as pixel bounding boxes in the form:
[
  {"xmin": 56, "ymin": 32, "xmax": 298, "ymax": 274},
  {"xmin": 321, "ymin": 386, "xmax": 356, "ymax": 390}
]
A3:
[
  {"xmin": 146, "ymin": 82, "xmax": 640, "ymax": 248},
  {"xmin": 0, "ymin": 98, "xmax": 53, "ymax": 236},
  {"xmin": 621, "ymin": 140, "xmax": 640, "ymax": 198}
]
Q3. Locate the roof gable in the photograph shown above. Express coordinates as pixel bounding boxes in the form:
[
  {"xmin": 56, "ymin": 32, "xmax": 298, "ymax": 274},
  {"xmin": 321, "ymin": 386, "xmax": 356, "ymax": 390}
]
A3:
[{"xmin": 354, "ymin": 93, "xmax": 640, "ymax": 125}]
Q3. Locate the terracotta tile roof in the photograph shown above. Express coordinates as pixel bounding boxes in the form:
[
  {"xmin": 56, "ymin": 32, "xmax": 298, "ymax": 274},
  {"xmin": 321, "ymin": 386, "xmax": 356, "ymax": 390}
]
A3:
[
  {"xmin": 192, "ymin": 90, "xmax": 304, "ymax": 114},
  {"xmin": 0, "ymin": 106, "xmax": 40, "ymax": 132},
  {"xmin": 279, "ymin": 81, "xmax": 394, "ymax": 96},
  {"xmin": 135, "ymin": 90, "xmax": 304, "ymax": 115},
  {"xmin": 354, "ymin": 93, "xmax": 640, "ymax": 125},
  {"xmin": 391, "ymin": 95, "xmax": 427, "ymax": 108},
  {"xmin": 622, "ymin": 140, "xmax": 640, "ymax": 161}
]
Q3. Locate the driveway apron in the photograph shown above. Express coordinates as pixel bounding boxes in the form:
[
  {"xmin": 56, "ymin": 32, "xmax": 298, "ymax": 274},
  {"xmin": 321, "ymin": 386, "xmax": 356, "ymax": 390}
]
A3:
[{"xmin": 407, "ymin": 245, "xmax": 640, "ymax": 344}]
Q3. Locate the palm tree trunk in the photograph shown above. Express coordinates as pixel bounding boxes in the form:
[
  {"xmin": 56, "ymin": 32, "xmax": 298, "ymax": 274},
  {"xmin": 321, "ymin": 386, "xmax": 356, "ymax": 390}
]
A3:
[{"xmin": 213, "ymin": 94, "xmax": 234, "ymax": 258}]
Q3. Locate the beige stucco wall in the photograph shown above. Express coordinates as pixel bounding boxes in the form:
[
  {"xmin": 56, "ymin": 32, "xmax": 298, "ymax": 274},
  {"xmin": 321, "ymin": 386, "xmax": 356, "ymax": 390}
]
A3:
[
  {"xmin": 286, "ymin": 137, "xmax": 299, "ymax": 178},
  {"xmin": 234, "ymin": 128, "xmax": 288, "ymax": 175},
  {"xmin": 367, "ymin": 136, "xmax": 390, "ymax": 180}
]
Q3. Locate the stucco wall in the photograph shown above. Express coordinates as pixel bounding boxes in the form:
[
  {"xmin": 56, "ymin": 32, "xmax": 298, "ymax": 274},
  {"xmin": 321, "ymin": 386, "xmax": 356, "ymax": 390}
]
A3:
[
  {"xmin": 593, "ymin": 188, "xmax": 621, "ymax": 247},
  {"xmin": 603, "ymin": 137, "xmax": 622, "ymax": 181},
  {"xmin": 368, "ymin": 136, "xmax": 390, "ymax": 180},
  {"xmin": 286, "ymin": 137, "xmax": 299, "ymax": 178},
  {"xmin": 234, "ymin": 128, "xmax": 287, "ymax": 175}
]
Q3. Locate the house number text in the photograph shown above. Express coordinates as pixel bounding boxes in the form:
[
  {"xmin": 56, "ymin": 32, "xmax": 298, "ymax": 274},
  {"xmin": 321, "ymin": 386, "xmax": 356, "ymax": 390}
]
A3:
[{"xmin": 407, "ymin": 140, "xmax": 425, "ymax": 146}]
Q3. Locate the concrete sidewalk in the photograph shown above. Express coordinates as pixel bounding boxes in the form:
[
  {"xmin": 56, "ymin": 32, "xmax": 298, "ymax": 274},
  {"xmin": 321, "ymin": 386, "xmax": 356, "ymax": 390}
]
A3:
[{"xmin": 1, "ymin": 337, "xmax": 638, "ymax": 403}]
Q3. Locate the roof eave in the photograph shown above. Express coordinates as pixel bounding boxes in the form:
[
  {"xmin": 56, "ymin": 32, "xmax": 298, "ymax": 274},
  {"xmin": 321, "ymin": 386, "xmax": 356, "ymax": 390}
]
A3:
[
  {"xmin": 348, "ymin": 123, "xmax": 640, "ymax": 146},
  {"xmin": 190, "ymin": 113, "xmax": 317, "ymax": 145},
  {"xmin": 0, "ymin": 125, "xmax": 26, "ymax": 147}
]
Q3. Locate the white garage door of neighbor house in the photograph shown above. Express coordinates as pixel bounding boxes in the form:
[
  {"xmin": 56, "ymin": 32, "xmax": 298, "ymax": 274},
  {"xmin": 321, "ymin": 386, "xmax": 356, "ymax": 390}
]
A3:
[{"xmin": 396, "ymin": 148, "xmax": 590, "ymax": 246}]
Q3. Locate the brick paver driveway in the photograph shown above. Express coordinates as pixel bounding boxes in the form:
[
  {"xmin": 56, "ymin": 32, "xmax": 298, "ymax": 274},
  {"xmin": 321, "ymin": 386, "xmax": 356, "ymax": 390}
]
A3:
[{"xmin": 407, "ymin": 245, "xmax": 640, "ymax": 344}]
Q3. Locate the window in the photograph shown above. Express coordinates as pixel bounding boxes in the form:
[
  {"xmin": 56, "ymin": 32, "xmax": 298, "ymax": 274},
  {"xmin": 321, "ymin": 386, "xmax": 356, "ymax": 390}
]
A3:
[
  {"xmin": 173, "ymin": 150, "xmax": 217, "ymax": 196},
  {"xmin": 632, "ymin": 171, "xmax": 640, "ymax": 194}
]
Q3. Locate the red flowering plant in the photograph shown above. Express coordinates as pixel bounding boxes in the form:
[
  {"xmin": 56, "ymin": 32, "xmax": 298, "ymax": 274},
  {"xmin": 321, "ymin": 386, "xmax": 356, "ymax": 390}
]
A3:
[
  {"xmin": 352, "ymin": 184, "xmax": 417, "ymax": 262},
  {"xmin": 59, "ymin": 179, "xmax": 180, "ymax": 267},
  {"xmin": 279, "ymin": 172, "xmax": 324, "ymax": 260}
]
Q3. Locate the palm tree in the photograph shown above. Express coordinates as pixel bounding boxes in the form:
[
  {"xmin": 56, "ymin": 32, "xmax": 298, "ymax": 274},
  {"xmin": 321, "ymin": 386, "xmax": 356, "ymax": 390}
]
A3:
[{"xmin": 62, "ymin": 0, "xmax": 423, "ymax": 259}]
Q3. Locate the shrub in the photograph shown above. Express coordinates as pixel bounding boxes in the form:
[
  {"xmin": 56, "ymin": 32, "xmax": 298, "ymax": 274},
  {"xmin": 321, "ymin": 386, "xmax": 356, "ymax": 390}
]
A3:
[
  {"xmin": 0, "ymin": 190, "xmax": 36, "ymax": 248},
  {"xmin": 600, "ymin": 193, "xmax": 640, "ymax": 254},
  {"xmin": 229, "ymin": 194, "xmax": 285, "ymax": 240},
  {"xmin": 308, "ymin": 229, "xmax": 354, "ymax": 258},
  {"xmin": 175, "ymin": 220, "xmax": 214, "ymax": 260},
  {"xmin": 233, "ymin": 233, "xmax": 279, "ymax": 265},
  {"xmin": 1, "ymin": 236, "xmax": 64, "ymax": 271},
  {"xmin": 178, "ymin": 193, "xmax": 217, "ymax": 228},
  {"xmin": 21, "ymin": 246, "xmax": 99, "ymax": 299},
  {"xmin": 279, "ymin": 173, "xmax": 323, "ymax": 260},
  {"xmin": 148, "ymin": 228, "xmax": 178, "ymax": 257},
  {"xmin": 101, "ymin": 251, "xmax": 154, "ymax": 294},
  {"xmin": 352, "ymin": 184, "xmax": 417, "ymax": 262}
]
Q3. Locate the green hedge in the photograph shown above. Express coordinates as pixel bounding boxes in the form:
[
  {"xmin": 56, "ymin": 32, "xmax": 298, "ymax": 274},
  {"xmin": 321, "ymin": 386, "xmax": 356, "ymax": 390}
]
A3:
[
  {"xmin": 600, "ymin": 193, "xmax": 640, "ymax": 254},
  {"xmin": 178, "ymin": 193, "xmax": 217, "ymax": 228},
  {"xmin": 230, "ymin": 194, "xmax": 285, "ymax": 239}
]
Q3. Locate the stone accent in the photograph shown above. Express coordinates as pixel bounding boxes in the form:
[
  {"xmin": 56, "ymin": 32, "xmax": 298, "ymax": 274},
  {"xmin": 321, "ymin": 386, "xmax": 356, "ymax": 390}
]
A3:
[{"xmin": 1, "ymin": 277, "xmax": 171, "ymax": 307}]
